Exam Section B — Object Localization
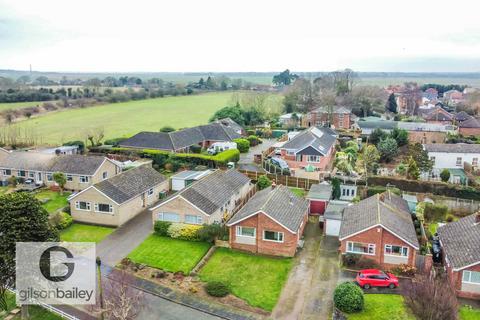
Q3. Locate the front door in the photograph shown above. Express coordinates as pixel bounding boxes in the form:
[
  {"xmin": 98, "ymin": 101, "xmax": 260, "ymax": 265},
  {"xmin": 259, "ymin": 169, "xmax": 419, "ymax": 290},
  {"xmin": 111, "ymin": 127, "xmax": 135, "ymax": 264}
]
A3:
[{"xmin": 37, "ymin": 172, "xmax": 42, "ymax": 183}]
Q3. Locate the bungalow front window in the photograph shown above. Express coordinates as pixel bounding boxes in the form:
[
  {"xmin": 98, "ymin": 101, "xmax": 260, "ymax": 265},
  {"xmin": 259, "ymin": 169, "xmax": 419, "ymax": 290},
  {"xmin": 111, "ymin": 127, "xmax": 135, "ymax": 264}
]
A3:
[
  {"xmin": 236, "ymin": 226, "xmax": 256, "ymax": 238},
  {"xmin": 18, "ymin": 170, "xmax": 26, "ymax": 177},
  {"xmin": 462, "ymin": 271, "xmax": 480, "ymax": 285},
  {"xmin": 95, "ymin": 203, "xmax": 113, "ymax": 214},
  {"xmin": 263, "ymin": 230, "xmax": 284, "ymax": 242},
  {"xmin": 156, "ymin": 212, "xmax": 181, "ymax": 222},
  {"xmin": 147, "ymin": 188, "xmax": 154, "ymax": 197},
  {"xmin": 384, "ymin": 245, "xmax": 408, "ymax": 257},
  {"xmin": 66, "ymin": 175, "xmax": 73, "ymax": 181},
  {"xmin": 346, "ymin": 241, "xmax": 375, "ymax": 255},
  {"xmin": 185, "ymin": 214, "xmax": 202, "ymax": 225},
  {"xmin": 2, "ymin": 169, "xmax": 11, "ymax": 175},
  {"xmin": 28, "ymin": 172, "xmax": 35, "ymax": 178},
  {"xmin": 79, "ymin": 176, "xmax": 89, "ymax": 183},
  {"xmin": 46, "ymin": 173, "xmax": 53, "ymax": 181},
  {"xmin": 102, "ymin": 171, "xmax": 108, "ymax": 180},
  {"xmin": 306, "ymin": 155, "xmax": 321, "ymax": 163},
  {"xmin": 75, "ymin": 201, "xmax": 91, "ymax": 211}
]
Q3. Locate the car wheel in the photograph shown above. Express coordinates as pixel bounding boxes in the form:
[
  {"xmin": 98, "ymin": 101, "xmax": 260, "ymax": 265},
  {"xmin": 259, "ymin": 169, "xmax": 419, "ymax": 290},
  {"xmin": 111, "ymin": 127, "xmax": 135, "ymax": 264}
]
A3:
[
  {"xmin": 363, "ymin": 284, "xmax": 370, "ymax": 289},
  {"xmin": 388, "ymin": 284, "xmax": 396, "ymax": 289}
]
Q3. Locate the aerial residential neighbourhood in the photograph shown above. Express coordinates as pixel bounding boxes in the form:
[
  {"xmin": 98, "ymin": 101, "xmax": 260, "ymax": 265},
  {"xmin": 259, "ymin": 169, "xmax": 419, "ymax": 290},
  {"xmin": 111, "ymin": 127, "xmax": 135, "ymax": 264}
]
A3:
[{"xmin": 2, "ymin": 1, "xmax": 480, "ymax": 320}]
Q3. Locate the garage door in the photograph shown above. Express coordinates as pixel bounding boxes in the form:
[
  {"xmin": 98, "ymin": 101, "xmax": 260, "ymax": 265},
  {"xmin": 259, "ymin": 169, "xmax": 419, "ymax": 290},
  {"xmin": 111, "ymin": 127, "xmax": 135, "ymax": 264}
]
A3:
[
  {"xmin": 325, "ymin": 219, "xmax": 341, "ymax": 236},
  {"xmin": 310, "ymin": 200, "xmax": 326, "ymax": 214}
]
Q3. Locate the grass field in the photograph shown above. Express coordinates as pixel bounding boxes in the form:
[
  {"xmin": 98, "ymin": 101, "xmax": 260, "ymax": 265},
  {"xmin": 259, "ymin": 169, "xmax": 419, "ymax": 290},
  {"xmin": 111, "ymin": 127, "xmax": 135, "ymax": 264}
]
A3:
[
  {"xmin": 9, "ymin": 92, "xmax": 282, "ymax": 145},
  {"xmin": 60, "ymin": 223, "xmax": 115, "ymax": 243},
  {"xmin": 35, "ymin": 190, "xmax": 71, "ymax": 213},
  {"xmin": 199, "ymin": 248, "xmax": 293, "ymax": 311},
  {"xmin": 0, "ymin": 101, "xmax": 48, "ymax": 112},
  {"xmin": 346, "ymin": 294, "xmax": 414, "ymax": 320},
  {"xmin": 128, "ymin": 235, "xmax": 212, "ymax": 274}
]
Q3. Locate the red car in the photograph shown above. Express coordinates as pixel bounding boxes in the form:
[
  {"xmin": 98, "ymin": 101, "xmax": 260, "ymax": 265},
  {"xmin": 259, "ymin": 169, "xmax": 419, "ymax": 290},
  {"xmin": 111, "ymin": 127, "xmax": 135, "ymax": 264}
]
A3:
[{"xmin": 355, "ymin": 269, "xmax": 399, "ymax": 289}]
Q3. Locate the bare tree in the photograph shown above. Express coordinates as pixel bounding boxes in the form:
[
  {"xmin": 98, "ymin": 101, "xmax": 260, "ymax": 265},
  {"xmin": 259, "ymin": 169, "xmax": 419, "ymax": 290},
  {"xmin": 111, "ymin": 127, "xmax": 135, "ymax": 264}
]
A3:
[
  {"xmin": 103, "ymin": 271, "xmax": 144, "ymax": 320},
  {"xmin": 402, "ymin": 272, "xmax": 458, "ymax": 320}
]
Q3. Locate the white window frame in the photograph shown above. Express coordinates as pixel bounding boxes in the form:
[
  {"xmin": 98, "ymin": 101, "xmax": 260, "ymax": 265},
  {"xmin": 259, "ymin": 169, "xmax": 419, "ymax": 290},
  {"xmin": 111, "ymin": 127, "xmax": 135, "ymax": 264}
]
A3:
[
  {"xmin": 2, "ymin": 169, "xmax": 11, "ymax": 175},
  {"xmin": 156, "ymin": 212, "xmax": 181, "ymax": 223},
  {"xmin": 384, "ymin": 244, "xmax": 408, "ymax": 257},
  {"xmin": 263, "ymin": 230, "xmax": 284, "ymax": 243},
  {"xmin": 462, "ymin": 270, "xmax": 480, "ymax": 285},
  {"xmin": 306, "ymin": 155, "xmax": 321, "ymax": 163},
  {"xmin": 46, "ymin": 173, "xmax": 53, "ymax": 181},
  {"xmin": 79, "ymin": 176, "xmax": 89, "ymax": 183},
  {"xmin": 185, "ymin": 214, "xmax": 202, "ymax": 225},
  {"xmin": 28, "ymin": 172, "xmax": 35, "ymax": 178},
  {"xmin": 102, "ymin": 171, "xmax": 108, "ymax": 180},
  {"xmin": 94, "ymin": 203, "xmax": 113, "ymax": 214},
  {"xmin": 456, "ymin": 157, "xmax": 462, "ymax": 167},
  {"xmin": 147, "ymin": 188, "xmax": 154, "ymax": 197},
  {"xmin": 18, "ymin": 170, "xmax": 26, "ymax": 177},
  {"xmin": 346, "ymin": 241, "xmax": 376, "ymax": 255},
  {"xmin": 75, "ymin": 201, "xmax": 91, "ymax": 211},
  {"xmin": 236, "ymin": 226, "xmax": 256, "ymax": 238},
  {"xmin": 66, "ymin": 175, "xmax": 73, "ymax": 182}
]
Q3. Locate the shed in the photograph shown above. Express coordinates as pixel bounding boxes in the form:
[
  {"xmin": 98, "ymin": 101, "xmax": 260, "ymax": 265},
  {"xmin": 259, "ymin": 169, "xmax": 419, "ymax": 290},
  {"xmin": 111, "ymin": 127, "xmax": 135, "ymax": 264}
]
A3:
[
  {"xmin": 323, "ymin": 200, "xmax": 350, "ymax": 236},
  {"xmin": 306, "ymin": 183, "xmax": 332, "ymax": 215},
  {"xmin": 170, "ymin": 170, "xmax": 212, "ymax": 191}
]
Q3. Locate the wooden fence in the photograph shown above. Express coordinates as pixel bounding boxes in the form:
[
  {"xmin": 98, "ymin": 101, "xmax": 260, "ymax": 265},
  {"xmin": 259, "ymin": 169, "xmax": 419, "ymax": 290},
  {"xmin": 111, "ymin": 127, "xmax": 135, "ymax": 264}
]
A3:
[{"xmin": 237, "ymin": 169, "xmax": 320, "ymax": 190}]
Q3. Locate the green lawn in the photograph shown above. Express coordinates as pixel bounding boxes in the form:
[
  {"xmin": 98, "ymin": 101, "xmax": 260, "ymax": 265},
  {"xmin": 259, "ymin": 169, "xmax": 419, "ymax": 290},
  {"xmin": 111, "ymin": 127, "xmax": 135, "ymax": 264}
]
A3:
[
  {"xmin": 199, "ymin": 248, "xmax": 293, "ymax": 311},
  {"xmin": 35, "ymin": 190, "xmax": 71, "ymax": 213},
  {"xmin": 346, "ymin": 294, "xmax": 414, "ymax": 320},
  {"xmin": 60, "ymin": 223, "xmax": 115, "ymax": 243},
  {"xmin": 1, "ymin": 292, "xmax": 61, "ymax": 320},
  {"xmin": 460, "ymin": 306, "xmax": 480, "ymax": 320},
  {"xmin": 10, "ymin": 92, "xmax": 282, "ymax": 144},
  {"xmin": 0, "ymin": 186, "xmax": 10, "ymax": 195},
  {"xmin": 128, "ymin": 235, "xmax": 211, "ymax": 274},
  {"xmin": 289, "ymin": 187, "xmax": 306, "ymax": 198}
]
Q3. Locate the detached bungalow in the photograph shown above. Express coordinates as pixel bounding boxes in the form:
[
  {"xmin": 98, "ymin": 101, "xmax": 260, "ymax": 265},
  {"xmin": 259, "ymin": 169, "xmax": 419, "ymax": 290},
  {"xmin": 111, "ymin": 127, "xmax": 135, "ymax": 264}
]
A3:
[
  {"xmin": 279, "ymin": 127, "xmax": 336, "ymax": 173},
  {"xmin": 69, "ymin": 165, "xmax": 168, "ymax": 226},
  {"xmin": 437, "ymin": 213, "xmax": 480, "ymax": 299},
  {"xmin": 227, "ymin": 185, "xmax": 308, "ymax": 257},
  {"xmin": 151, "ymin": 169, "xmax": 252, "ymax": 225},
  {"xmin": 339, "ymin": 192, "xmax": 419, "ymax": 268}
]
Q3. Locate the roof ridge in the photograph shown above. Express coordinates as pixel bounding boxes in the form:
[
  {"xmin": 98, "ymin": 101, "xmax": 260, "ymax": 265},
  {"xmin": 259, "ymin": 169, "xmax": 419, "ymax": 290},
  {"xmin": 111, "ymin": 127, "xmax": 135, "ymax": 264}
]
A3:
[{"xmin": 376, "ymin": 193, "xmax": 381, "ymax": 225}]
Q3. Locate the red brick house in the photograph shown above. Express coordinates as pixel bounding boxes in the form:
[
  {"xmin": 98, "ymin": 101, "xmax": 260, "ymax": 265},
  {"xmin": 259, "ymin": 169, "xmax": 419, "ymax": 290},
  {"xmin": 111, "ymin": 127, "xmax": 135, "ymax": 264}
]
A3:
[
  {"xmin": 302, "ymin": 106, "xmax": 352, "ymax": 130},
  {"xmin": 227, "ymin": 185, "xmax": 308, "ymax": 257},
  {"xmin": 437, "ymin": 213, "xmax": 480, "ymax": 299},
  {"xmin": 279, "ymin": 127, "xmax": 336, "ymax": 173},
  {"xmin": 459, "ymin": 117, "xmax": 480, "ymax": 136},
  {"xmin": 338, "ymin": 193, "xmax": 419, "ymax": 269}
]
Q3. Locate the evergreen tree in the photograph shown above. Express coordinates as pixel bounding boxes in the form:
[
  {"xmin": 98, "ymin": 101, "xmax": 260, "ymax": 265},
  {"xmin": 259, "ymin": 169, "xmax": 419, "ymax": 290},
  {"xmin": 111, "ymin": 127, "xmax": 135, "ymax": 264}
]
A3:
[
  {"xmin": 386, "ymin": 93, "xmax": 397, "ymax": 113},
  {"xmin": 406, "ymin": 157, "xmax": 420, "ymax": 180}
]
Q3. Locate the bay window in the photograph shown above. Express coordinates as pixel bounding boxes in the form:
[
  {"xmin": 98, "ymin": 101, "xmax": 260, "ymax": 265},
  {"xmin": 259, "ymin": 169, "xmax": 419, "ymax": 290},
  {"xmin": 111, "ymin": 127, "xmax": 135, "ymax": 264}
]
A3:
[{"xmin": 346, "ymin": 241, "xmax": 375, "ymax": 255}]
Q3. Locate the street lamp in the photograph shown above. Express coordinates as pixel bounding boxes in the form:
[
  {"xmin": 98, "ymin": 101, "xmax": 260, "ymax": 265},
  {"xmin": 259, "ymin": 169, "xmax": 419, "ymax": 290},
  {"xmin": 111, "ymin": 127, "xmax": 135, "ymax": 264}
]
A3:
[{"xmin": 96, "ymin": 257, "xmax": 104, "ymax": 320}]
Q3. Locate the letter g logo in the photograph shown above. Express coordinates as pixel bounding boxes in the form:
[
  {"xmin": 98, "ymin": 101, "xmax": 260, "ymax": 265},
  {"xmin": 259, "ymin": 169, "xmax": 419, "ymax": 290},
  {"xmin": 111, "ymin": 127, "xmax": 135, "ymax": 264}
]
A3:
[{"xmin": 39, "ymin": 246, "xmax": 75, "ymax": 282}]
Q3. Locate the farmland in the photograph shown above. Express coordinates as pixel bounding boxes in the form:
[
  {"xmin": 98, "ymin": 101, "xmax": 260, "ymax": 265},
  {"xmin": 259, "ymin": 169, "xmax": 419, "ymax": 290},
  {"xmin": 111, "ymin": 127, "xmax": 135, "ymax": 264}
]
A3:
[
  {"xmin": 0, "ymin": 100, "xmax": 49, "ymax": 112},
  {"xmin": 8, "ymin": 92, "xmax": 283, "ymax": 145}
]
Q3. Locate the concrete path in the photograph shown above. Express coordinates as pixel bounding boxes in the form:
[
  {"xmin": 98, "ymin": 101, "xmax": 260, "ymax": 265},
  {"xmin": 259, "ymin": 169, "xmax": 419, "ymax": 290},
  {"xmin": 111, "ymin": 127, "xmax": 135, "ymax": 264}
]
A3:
[
  {"xmin": 272, "ymin": 223, "xmax": 340, "ymax": 320},
  {"xmin": 239, "ymin": 139, "xmax": 277, "ymax": 164},
  {"xmin": 96, "ymin": 209, "xmax": 153, "ymax": 267}
]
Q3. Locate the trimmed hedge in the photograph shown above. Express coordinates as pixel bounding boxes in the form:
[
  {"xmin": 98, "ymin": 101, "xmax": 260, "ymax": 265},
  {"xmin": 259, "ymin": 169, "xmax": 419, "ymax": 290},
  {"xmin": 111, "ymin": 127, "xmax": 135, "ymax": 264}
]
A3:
[
  {"xmin": 334, "ymin": 282, "xmax": 364, "ymax": 313},
  {"xmin": 167, "ymin": 223, "xmax": 203, "ymax": 241},
  {"xmin": 368, "ymin": 176, "xmax": 480, "ymax": 201},
  {"xmin": 142, "ymin": 148, "xmax": 240, "ymax": 166},
  {"xmin": 154, "ymin": 221, "xmax": 171, "ymax": 236}
]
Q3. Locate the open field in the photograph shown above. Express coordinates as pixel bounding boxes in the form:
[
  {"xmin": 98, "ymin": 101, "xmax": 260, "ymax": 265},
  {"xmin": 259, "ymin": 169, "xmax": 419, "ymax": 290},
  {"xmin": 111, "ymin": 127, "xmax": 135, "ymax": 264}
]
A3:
[
  {"xmin": 0, "ymin": 101, "xmax": 49, "ymax": 112},
  {"xmin": 8, "ymin": 92, "xmax": 282, "ymax": 145},
  {"xmin": 199, "ymin": 248, "xmax": 293, "ymax": 311},
  {"xmin": 128, "ymin": 235, "xmax": 212, "ymax": 274}
]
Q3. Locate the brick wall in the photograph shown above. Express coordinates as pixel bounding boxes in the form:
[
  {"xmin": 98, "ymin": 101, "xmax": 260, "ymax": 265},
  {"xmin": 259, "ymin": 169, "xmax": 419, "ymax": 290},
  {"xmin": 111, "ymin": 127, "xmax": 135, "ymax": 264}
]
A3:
[
  {"xmin": 407, "ymin": 131, "xmax": 446, "ymax": 144},
  {"xmin": 229, "ymin": 211, "xmax": 307, "ymax": 257},
  {"xmin": 340, "ymin": 226, "xmax": 417, "ymax": 268},
  {"xmin": 447, "ymin": 263, "xmax": 480, "ymax": 299}
]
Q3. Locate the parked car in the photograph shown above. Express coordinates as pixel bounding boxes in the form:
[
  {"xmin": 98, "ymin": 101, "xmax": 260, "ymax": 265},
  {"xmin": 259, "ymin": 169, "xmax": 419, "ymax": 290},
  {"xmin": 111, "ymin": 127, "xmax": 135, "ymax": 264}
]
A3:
[
  {"xmin": 207, "ymin": 142, "xmax": 237, "ymax": 155},
  {"xmin": 355, "ymin": 269, "xmax": 399, "ymax": 289},
  {"xmin": 270, "ymin": 157, "xmax": 289, "ymax": 170}
]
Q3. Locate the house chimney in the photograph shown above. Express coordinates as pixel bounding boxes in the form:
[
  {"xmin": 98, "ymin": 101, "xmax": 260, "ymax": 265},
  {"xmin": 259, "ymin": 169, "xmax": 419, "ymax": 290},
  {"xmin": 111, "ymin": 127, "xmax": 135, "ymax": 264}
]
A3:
[{"xmin": 475, "ymin": 212, "xmax": 480, "ymax": 224}]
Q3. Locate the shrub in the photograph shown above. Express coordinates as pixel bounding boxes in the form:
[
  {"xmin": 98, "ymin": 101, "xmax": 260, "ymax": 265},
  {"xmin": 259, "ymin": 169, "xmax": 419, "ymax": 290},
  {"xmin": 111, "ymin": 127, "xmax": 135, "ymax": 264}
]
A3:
[
  {"xmin": 390, "ymin": 264, "xmax": 416, "ymax": 277},
  {"xmin": 233, "ymin": 138, "xmax": 250, "ymax": 153},
  {"xmin": 440, "ymin": 169, "xmax": 451, "ymax": 183},
  {"xmin": 342, "ymin": 254, "xmax": 360, "ymax": 268},
  {"xmin": 167, "ymin": 223, "xmax": 202, "ymax": 241},
  {"xmin": 333, "ymin": 282, "xmax": 364, "ymax": 313},
  {"xmin": 257, "ymin": 175, "xmax": 272, "ymax": 190},
  {"xmin": 446, "ymin": 214, "xmax": 455, "ymax": 222},
  {"xmin": 197, "ymin": 223, "xmax": 228, "ymax": 242},
  {"xmin": 8, "ymin": 175, "xmax": 17, "ymax": 187},
  {"xmin": 154, "ymin": 221, "xmax": 171, "ymax": 236},
  {"xmin": 205, "ymin": 281, "xmax": 230, "ymax": 297},
  {"xmin": 247, "ymin": 135, "xmax": 260, "ymax": 147},
  {"xmin": 104, "ymin": 137, "xmax": 127, "ymax": 146},
  {"xmin": 424, "ymin": 203, "xmax": 448, "ymax": 222},
  {"xmin": 190, "ymin": 145, "xmax": 202, "ymax": 153},
  {"xmin": 160, "ymin": 126, "xmax": 176, "ymax": 133},
  {"xmin": 356, "ymin": 257, "xmax": 380, "ymax": 270},
  {"xmin": 49, "ymin": 211, "xmax": 73, "ymax": 230}
]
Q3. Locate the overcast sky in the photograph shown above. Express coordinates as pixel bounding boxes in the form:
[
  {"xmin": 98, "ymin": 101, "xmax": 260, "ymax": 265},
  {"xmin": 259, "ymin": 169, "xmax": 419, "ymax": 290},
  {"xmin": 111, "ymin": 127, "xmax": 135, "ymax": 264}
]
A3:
[{"xmin": 1, "ymin": 0, "xmax": 480, "ymax": 73}]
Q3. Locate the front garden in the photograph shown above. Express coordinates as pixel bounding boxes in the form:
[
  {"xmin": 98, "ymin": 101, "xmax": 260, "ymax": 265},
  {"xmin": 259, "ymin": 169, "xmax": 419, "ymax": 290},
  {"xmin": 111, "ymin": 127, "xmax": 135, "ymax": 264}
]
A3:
[
  {"xmin": 60, "ymin": 223, "xmax": 115, "ymax": 243},
  {"xmin": 34, "ymin": 189, "xmax": 70, "ymax": 214},
  {"xmin": 199, "ymin": 248, "xmax": 293, "ymax": 311},
  {"xmin": 128, "ymin": 235, "xmax": 212, "ymax": 274}
]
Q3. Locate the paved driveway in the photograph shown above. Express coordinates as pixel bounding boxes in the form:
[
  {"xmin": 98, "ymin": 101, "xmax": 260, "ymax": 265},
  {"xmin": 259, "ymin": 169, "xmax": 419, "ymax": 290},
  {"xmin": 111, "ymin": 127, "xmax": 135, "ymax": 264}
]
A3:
[
  {"xmin": 272, "ymin": 223, "xmax": 340, "ymax": 320},
  {"xmin": 239, "ymin": 139, "xmax": 277, "ymax": 164},
  {"xmin": 96, "ymin": 209, "xmax": 153, "ymax": 267}
]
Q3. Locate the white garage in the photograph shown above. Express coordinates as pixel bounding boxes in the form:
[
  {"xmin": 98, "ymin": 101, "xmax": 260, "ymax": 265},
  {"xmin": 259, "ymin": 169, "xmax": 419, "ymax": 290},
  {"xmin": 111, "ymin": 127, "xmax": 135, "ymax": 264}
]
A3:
[
  {"xmin": 170, "ymin": 170, "xmax": 212, "ymax": 191},
  {"xmin": 323, "ymin": 200, "xmax": 350, "ymax": 237}
]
